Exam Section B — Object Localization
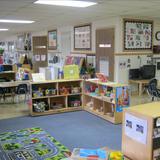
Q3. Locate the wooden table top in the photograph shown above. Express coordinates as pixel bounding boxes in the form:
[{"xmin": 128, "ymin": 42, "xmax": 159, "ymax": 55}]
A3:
[
  {"xmin": 0, "ymin": 71, "xmax": 15, "ymax": 74},
  {"xmin": 0, "ymin": 80, "xmax": 30, "ymax": 88},
  {"xmin": 129, "ymin": 79, "xmax": 150, "ymax": 84}
]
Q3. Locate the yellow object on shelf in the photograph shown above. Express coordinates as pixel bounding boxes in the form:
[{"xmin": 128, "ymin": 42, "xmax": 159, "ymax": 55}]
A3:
[{"xmin": 63, "ymin": 65, "xmax": 79, "ymax": 80}]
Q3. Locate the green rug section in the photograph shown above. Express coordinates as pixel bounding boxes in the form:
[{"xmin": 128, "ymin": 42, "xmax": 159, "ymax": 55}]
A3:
[{"xmin": 0, "ymin": 127, "xmax": 71, "ymax": 160}]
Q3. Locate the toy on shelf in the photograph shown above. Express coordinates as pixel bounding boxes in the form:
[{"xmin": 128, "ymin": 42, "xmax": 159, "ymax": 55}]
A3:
[
  {"xmin": 33, "ymin": 101, "xmax": 49, "ymax": 112},
  {"xmin": 59, "ymin": 86, "xmax": 70, "ymax": 95},
  {"xmin": 33, "ymin": 88, "xmax": 44, "ymax": 98},
  {"xmin": 70, "ymin": 100, "xmax": 81, "ymax": 107},
  {"xmin": 71, "ymin": 87, "xmax": 81, "ymax": 94},
  {"xmin": 85, "ymin": 84, "xmax": 99, "ymax": 96},
  {"xmin": 96, "ymin": 73, "xmax": 108, "ymax": 82},
  {"xmin": 45, "ymin": 88, "xmax": 57, "ymax": 96},
  {"xmin": 108, "ymin": 151, "xmax": 124, "ymax": 160}
]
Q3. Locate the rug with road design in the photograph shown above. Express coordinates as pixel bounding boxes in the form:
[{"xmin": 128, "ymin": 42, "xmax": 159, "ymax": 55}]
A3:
[{"xmin": 0, "ymin": 127, "xmax": 71, "ymax": 160}]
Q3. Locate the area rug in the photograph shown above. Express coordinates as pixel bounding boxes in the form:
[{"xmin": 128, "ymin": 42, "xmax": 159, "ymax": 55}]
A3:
[{"xmin": 0, "ymin": 127, "xmax": 71, "ymax": 160}]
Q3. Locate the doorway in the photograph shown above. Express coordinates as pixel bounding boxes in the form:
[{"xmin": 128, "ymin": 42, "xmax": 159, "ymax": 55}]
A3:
[{"xmin": 96, "ymin": 28, "xmax": 115, "ymax": 81}]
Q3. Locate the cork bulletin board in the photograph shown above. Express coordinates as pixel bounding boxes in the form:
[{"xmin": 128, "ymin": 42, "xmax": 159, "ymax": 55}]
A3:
[{"xmin": 124, "ymin": 19, "xmax": 153, "ymax": 50}]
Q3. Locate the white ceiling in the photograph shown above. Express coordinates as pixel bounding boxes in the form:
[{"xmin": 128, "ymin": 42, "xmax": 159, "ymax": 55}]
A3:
[{"xmin": 0, "ymin": 0, "xmax": 160, "ymax": 40}]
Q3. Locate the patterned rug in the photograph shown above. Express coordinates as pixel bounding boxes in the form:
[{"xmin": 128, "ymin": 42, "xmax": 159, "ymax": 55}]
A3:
[{"xmin": 0, "ymin": 127, "xmax": 71, "ymax": 160}]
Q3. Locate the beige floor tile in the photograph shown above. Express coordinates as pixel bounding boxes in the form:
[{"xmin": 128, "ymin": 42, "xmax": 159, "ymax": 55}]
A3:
[{"xmin": 0, "ymin": 96, "xmax": 29, "ymax": 120}]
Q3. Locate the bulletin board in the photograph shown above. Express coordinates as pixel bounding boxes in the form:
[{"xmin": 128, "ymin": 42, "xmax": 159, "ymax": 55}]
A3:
[
  {"xmin": 48, "ymin": 30, "xmax": 57, "ymax": 50},
  {"xmin": 74, "ymin": 24, "xmax": 91, "ymax": 50},
  {"xmin": 124, "ymin": 19, "xmax": 153, "ymax": 50}
]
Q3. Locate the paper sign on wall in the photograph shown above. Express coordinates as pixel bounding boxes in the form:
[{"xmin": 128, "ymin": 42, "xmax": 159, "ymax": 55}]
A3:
[
  {"xmin": 125, "ymin": 113, "xmax": 148, "ymax": 144},
  {"xmin": 41, "ymin": 55, "xmax": 46, "ymax": 61},
  {"xmin": 35, "ymin": 55, "xmax": 40, "ymax": 62},
  {"xmin": 99, "ymin": 58, "xmax": 109, "ymax": 77}
]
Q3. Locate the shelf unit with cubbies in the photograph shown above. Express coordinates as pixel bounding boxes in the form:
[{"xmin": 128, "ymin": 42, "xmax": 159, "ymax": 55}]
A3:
[
  {"xmin": 29, "ymin": 79, "xmax": 83, "ymax": 116},
  {"xmin": 122, "ymin": 102, "xmax": 160, "ymax": 160},
  {"xmin": 83, "ymin": 79, "xmax": 130, "ymax": 124}
]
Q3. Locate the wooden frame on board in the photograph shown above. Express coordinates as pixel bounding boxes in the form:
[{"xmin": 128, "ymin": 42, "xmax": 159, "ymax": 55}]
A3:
[
  {"xmin": 123, "ymin": 19, "xmax": 153, "ymax": 51},
  {"xmin": 74, "ymin": 24, "xmax": 91, "ymax": 50}
]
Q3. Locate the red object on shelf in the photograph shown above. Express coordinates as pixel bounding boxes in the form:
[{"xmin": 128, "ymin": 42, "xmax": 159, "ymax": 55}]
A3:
[
  {"xmin": 96, "ymin": 73, "xmax": 108, "ymax": 82},
  {"xmin": 0, "ymin": 56, "xmax": 3, "ymax": 64}
]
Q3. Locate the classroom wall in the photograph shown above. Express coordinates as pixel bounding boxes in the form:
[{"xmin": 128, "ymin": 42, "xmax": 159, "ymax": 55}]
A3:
[
  {"xmin": 2, "ymin": 16, "xmax": 160, "ymax": 84},
  {"xmin": 114, "ymin": 17, "xmax": 160, "ymax": 83}
]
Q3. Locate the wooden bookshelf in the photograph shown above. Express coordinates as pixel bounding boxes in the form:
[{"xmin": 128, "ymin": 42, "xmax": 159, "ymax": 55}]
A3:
[
  {"xmin": 83, "ymin": 79, "xmax": 130, "ymax": 124},
  {"xmin": 30, "ymin": 79, "xmax": 83, "ymax": 116},
  {"xmin": 122, "ymin": 102, "xmax": 160, "ymax": 160}
]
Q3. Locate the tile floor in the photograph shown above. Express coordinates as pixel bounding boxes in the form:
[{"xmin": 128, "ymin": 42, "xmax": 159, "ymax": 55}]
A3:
[{"xmin": 0, "ymin": 94, "xmax": 154, "ymax": 120}]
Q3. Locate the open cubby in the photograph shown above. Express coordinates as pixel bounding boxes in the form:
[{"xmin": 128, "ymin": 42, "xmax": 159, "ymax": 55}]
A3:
[
  {"xmin": 58, "ymin": 81, "xmax": 81, "ymax": 95},
  {"xmin": 50, "ymin": 96, "xmax": 66, "ymax": 110},
  {"xmin": 32, "ymin": 83, "xmax": 57, "ymax": 98},
  {"xmin": 104, "ymin": 102, "xmax": 115, "ymax": 117},
  {"xmin": 32, "ymin": 98, "xmax": 49, "ymax": 112},
  {"xmin": 68, "ymin": 95, "xmax": 81, "ymax": 108}
]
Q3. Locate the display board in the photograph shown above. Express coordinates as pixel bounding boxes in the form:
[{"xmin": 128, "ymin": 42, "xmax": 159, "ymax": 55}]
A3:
[
  {"xmin": 124, "ymin": 19, "xmax": 153, "ymax": 50},
  {"xmin": 74, "ymin": 24, "xmax": 91, "ymax": 50},
  {"xmin": 48, "ymin": 30, "xmax": 57, "ymax": 50}
]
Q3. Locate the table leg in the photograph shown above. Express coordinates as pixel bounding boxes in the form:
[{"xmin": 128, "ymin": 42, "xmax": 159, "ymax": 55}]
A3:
[{"xmin": 139, "ymin": 83, "xmax": 142, "ymax": 96}]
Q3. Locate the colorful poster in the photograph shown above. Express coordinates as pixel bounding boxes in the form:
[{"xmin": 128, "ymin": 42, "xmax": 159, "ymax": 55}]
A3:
[
  {"xmin": 48, "ymin": 30, "xmax": 57, "ymax": 50},
  {"xmin": 116, "ymin": 86, "xmax": 130, "ymax": 112},
  {"xmin": 125, "ymin": 113, "xmax": 148, "ymax": 144}
]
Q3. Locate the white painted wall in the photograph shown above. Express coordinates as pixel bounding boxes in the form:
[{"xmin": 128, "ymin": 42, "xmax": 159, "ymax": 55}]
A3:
[
  {"xmin": 70, "ymin": 16, "xmax": 121, "ymax": 53},
  {"xmin": 114, "ymin": 17, "xmax": 160, "ymax": 84},
  {"xmin": 2, "ymin": 16, "xmax": 160, "ymax": 84}
]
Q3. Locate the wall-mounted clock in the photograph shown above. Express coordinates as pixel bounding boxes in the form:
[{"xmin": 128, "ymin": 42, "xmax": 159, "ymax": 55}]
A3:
[{"xmin": 155, "ymin": 31, "xmax": 160, "ymax": 41}]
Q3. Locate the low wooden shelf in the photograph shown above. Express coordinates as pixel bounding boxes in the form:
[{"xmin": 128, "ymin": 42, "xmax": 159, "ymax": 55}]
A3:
[
  {"xmin": 30, "ymin": 79, "xmax": 83, "ymax": 116},
  {"xmin": 122, "ymin": 102, "xmax": 160, "ymax": 160},
  {"xmin": 83, "ymin": 79, "xmax": 130, "ymax": 124},
  {"xmin": 29, "ymin": 78, "xmax": 130, "ymax": 124}
]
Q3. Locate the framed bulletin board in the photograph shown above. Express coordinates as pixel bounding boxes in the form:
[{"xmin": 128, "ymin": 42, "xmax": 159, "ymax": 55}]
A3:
[
  {"xmin": 124, "ymin": 19, "xmax": 153, "ymax": 50},
  {"xmin": 48, "ymin": 30, "xmax": 57, "ymax": 50},
  {"xmin": 74, "ymin": 24, "xmax": 91, "ymax": 50}
]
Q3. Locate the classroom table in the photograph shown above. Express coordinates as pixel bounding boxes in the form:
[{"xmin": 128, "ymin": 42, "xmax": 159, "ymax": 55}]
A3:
[
  {"xmin": 0, "ymin": 81, "xmax": 30, "ymax": 103},
  {"xmin": 129, "ymin": 79, "xmax": 150, "ymax": 96}
]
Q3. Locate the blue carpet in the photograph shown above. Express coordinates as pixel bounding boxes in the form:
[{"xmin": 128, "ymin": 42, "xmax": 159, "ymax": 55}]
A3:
[{"xmin": 0, "ymin": 111, "xmax": 122, "ymax": 151}]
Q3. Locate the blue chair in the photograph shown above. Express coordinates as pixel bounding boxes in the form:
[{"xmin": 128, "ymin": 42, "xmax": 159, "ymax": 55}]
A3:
[{"xmin": 16, "ymin": 84, "xmax": 29, "ymax": 102}]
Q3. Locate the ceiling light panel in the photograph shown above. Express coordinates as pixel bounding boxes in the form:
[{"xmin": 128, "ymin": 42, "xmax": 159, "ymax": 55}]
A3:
[
  {"xmin": 34, "ymin": 0, "xmax": 97, "ymax": 8},
  {"xmin": 0, "ymin": 29, "xmax": 9, "ymax": 31},
  {"xmin": 0, "ymin": 19, "xmax": 35, "ymax": 24}
]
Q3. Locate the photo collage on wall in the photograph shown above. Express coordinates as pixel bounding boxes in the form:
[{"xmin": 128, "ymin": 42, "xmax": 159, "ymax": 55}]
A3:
[
  {"xmin": 74, "ymin": 24, "xmax": 91, "ymax": 50},
  {"xmin": 124, "ymin": 20, "xmax": 153, "ymax": 50}
]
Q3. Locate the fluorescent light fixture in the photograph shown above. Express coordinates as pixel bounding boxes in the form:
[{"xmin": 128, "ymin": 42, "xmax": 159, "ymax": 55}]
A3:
[
  {"xmin": 34, "ymin": 0, "xmax": 97, "ymax": 8},
  {"xmin": 0, "ymin": 29, "xmax": 9, "ymax": 31},
  {"xmin": 0, "ymin": 19, "xmax": 34, "ymax": 24},
  {"xmin": 99, "ymin": 44, "xmax": 111, "ymax": 48}
]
